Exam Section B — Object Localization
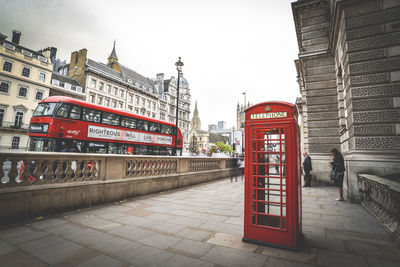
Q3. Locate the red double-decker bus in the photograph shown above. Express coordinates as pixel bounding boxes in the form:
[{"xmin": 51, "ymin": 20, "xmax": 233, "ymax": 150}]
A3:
[{"xmin": 28, "ymin": 96, "xmax": 183, "ymax": 155}]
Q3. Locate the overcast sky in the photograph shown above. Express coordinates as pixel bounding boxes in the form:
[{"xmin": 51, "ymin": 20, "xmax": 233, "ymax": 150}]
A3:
[{"xmin": 0, "ymin": 0, "xmax": 300, "ymax": 129}]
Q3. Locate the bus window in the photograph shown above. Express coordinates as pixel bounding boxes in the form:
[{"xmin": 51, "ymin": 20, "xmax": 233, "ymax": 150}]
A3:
[
  {"xmin": 103, "ymin": 112, "xmax": 120, "ymax": 126},
  {"xmin": 142, "ymin": 121, "xmax": 148, "ymax": 131},
  {"xmin": 121, "ymin": 116, "xmax": 136, "ymax": 129},
  {"xmin": 137, "ymin": 120, "xmax": 148, "ymax": 131},
  {"xmin": 71, "ymin": 140, "xmax": 84, "ymax": 152},
  {"xmin": 30, "ymin": 137, "xmax": 49, "ymax": 152},
  {"xmin": 148, "ymin": 146, "xmax": 159, "ymax": 155},
  {"xmin": 33, "ymin": 103, "xmax": 57, "ymax": 116},
  {"xmin": 135, "ymin": 146, "xmax": 147, "ymax": 155},
  {"xmin": 69, "ymin": 105, "xmax": 82, "ymax": 120},
  {"xmin": 82, "ymin": 108, "xmax": 101, "ymax": 123},
  {"xmin": 150, "ymin": 123, "xmax": 160, "ymax": 133},
  {"xmin": 161, "ymin": 125, "xmax": 172, "ymax": 135},
  {"xmin": 109, "ymin": 143, "xmax": 125, "ymax": 154},
  {"xmin": 55, "ymin": 103, "xmax": 71, "ymax": 118},
  {"xmin": 129, "ymin": 118, "xmax": 137, "ymax": 129},
  {"xmin": 87, "ymin": 142, "xmax": 107, "ymax": 153}
]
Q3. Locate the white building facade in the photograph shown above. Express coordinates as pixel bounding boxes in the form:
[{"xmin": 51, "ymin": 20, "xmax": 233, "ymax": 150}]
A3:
[
  {"xmin": 0, "ymin": 31, "xmax": 53, "ymax": 151},
  {"xmin": 154, "ymin": 73, "xmax": 191, "ymax": 154}
]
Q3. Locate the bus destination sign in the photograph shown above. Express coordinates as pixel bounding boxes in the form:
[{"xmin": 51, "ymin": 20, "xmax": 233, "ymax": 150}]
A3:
[
  {"xmin": 87, "ymin": 125, "xmax": 172, "ymax": 145},
  {"xmin": 250, "ymin": 112, "xmax": 287, "ymax": 120}
]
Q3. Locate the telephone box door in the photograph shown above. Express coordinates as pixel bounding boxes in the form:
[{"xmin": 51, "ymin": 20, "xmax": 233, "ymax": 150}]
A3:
[{"xmin": 243, "ymin": 102, "xmax": 300, "ymax": 249}]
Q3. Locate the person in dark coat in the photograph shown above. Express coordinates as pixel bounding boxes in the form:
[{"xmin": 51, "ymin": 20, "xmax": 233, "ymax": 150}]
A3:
[
  {"xmin": 302, "ymin": 152, "xmax": 312, "ymax": 187},
  {"xmin": 330, "ymin": 148, "xmax": 345, "ymax": 201}
]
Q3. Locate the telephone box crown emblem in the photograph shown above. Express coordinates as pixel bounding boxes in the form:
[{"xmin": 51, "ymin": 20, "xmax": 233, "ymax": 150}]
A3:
[{"xmin": 265, "ymin": 105, "xmax": 272, "ymax": 112}]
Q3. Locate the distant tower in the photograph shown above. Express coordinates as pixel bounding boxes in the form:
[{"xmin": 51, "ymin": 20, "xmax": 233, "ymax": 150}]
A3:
[
  {"xmin": 191, "ymin": 101, "xmax": 201, "ymax": 130},
  {"xmin": 107, "ymin": 40, "xmax": 121, "ymax": 72},
  {"xmin": 236, "ymin": 101, "xmax": 250, "ymax": 130},
  {"xmin": 236, "ymin": 102, "xmax": 241, "ymax": 129}
]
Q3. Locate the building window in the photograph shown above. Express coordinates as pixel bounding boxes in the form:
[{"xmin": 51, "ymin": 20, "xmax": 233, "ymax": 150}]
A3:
[
  {"xmin": 18, "ymin": 86, "xmax": 28, "ymax": 98},
  {"xmin": 89, "ymin": 94, "xmax": 95, "ymax": 103},
  {"xmin": 3, "ymin": 61, "xmax": 12, "ymax": 72},
  {"xmin": 106, "ymin": 85, "xmax": 111, "ymax": 93},
  {"xmin": 11, "ymin": 136, "xmax": 20, "ymax": 149},
  {"xmin": 14, "ymin": 111, "xmax": 23, "ymax": 128},
  {"xmin": 105, "ymin": 99, "xmax": 110, "ymax": 107},
  {"xmin": 153, "ymin": 102, "xmax": 156, "ymax": 110},
  {"xmin": 0, "ymin": 108, "xmax": 5, "ymax": 127},
  {"xmin": 0, "ymin": 81, "xmax": 10, "ymax": 94},
  {"xmin": 128, "ymin": 105, "xmax": 133, "ymax": 111},
  {"xmin": 136, "ymin": 96, "xmax": 140, "ymax": 105},
  {"xmin": 22, "ymin": 67, "xmax": 30, "ymax": 77},
  {"xmin": 147, "ymin": 100, "xmax": 151, "ymax": 108},
  {"xmin": 38, "ymin": 72, "xmax": 46, "ymax": 82},
  {"xmin": 35, "ymin": 90, "xmax": 44, "ymax": 100},
  {"xmin": 142, "ymin": 98, "xmax": 146, "ymax": 106},
  {"xmin": 114, "ymin": 87, "xmax": 118, "ymax": 96},
  {"xmin": 129, "ymin": 94, "xmax": 133, "ymax": 103},
  {"xmin": 91, "ymin": 79, "xmax": 96, "ymax": 88},
  {"xmin": 97, "ymin": 96, "xmax": 103, "ymax": 105},
  {"xmin": 112, "ymin": 101, "xmax": 116, "ymax": 108},
  {"xmin": 120, "ymin": 90, "xmax": 124, "ymax": 98},
  {"xmin": 99, "ymin": 82, "xmax": 104, "ymax": 91},
  {"xmin": 118, "ymin": 102, "xmax": 123, "ymax": 109}
]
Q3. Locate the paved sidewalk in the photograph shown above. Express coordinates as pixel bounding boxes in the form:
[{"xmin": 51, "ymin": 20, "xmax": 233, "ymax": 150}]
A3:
[{"xmin": 0, "ymin": 177, "xmax": 399, "ymax": 267}]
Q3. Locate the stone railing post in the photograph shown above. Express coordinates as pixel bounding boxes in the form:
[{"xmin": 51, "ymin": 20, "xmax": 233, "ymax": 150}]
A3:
[
  {"xmin": 220, "ymin": 158, "xmax": 226, "ymax": 169},
  {"xmin": 105, "ymin": 156, "xmax": 125, "ymax": 180},
  {"xmin": 178, "ymin": 157, "xmax": 189, "ymax": 173}
]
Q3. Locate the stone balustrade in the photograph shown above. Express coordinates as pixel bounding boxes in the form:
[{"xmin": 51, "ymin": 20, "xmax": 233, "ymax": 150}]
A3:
[
  {"xmin": 358, "ymin": 174, "xmax": 400, "ymax": 247},
  {"xmin": 0, "ymin": 152, "xmax": 242, "ymax": 224},
  {"xmin": 0, "ymin": 152, "xmax": 103, "ymax": 186}
]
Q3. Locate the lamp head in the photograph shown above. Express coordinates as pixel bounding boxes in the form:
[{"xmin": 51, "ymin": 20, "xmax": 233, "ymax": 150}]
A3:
[{"xmin": 175, "ymin": 57, "xmax": 184, "ymax": 72}]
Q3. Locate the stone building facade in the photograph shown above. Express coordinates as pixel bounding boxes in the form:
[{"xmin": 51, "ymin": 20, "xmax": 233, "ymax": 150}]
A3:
[
  {"xmin": 154, "ymin": 73, "xmax": 191, "ymax": 154},
  {"xmin": 0, "ymin": 31, "xmax": 53, "ymax": 151},
  {"xmin": 292, "ymin": 0, "xmax": 400, "ymax": 200},
  {"xmin": 66, "ymin": 45, "xmax": 159, "ymax": 120},
  {"xmin": 50, "ymin": 73, "xmax": 85, "ymax": 100},
  {"xmin": 189, "ymin": 102, "xmax": 228, "ymax": 154}
]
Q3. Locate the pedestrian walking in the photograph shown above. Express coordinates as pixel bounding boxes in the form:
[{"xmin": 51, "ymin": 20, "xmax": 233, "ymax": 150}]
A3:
[
  {"xmin": 302, "ymin": 152, "xmax": 312, "ymax": 187},
  {"xmin": 330, "ymin": 148, "xmax": 345, "ymax": 201}
]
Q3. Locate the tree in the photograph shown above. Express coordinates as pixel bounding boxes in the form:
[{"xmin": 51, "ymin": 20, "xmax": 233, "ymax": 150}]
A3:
[{"xmin": 210, "ymin": 142, "xmax": 233, "ymax": 154}]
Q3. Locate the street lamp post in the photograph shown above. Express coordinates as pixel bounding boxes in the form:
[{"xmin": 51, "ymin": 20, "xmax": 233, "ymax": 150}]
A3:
[
  {"xmin": 174, "ymin": 57, "xmax": 184, "ymax": 156},
  {"xmin": 241, "ymin": 125, "xmax": 244, "ymax": 155}
]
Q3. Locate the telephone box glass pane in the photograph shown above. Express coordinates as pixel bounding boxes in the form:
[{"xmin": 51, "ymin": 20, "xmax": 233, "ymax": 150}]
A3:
[{"xmin": 251, "ymin": 127, "xmax": 287, "ymax": 230}]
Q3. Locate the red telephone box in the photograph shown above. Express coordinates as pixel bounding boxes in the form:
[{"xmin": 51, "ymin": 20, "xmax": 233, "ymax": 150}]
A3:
[{"xmin": 242, "ymin": 101, "xmax": 301, "ymax": 249}]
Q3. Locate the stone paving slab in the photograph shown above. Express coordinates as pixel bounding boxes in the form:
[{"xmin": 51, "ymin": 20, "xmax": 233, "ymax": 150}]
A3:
[
  {"xmin": 91, "ymin": 237, "xmax": 142, "ymax": 257},
  {"xmin": 0, "ymin": 177, "xmax": 399, "ymax": 266},
  {"xmin": 168, "ymin": 238, "xmax": 215, "ymax": 258}
]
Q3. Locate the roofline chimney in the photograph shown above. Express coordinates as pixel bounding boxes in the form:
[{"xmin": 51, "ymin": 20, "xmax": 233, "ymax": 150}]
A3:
[{"xmin": 11, "ymin": 30, "xmax": 21, "ymax": 45}]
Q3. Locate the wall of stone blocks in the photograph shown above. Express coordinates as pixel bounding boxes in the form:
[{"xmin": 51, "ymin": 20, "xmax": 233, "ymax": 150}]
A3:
[
  {"xmin": 337, "ymin": 0, "xmax": 400, "ymax": 152},
  {"xmin": 293, "ymin": 0, "xmax": 400, "ymax": 201},
  {"xmin": 295, "ymin": 0, "xmax": 341, "ymax": 154}
]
